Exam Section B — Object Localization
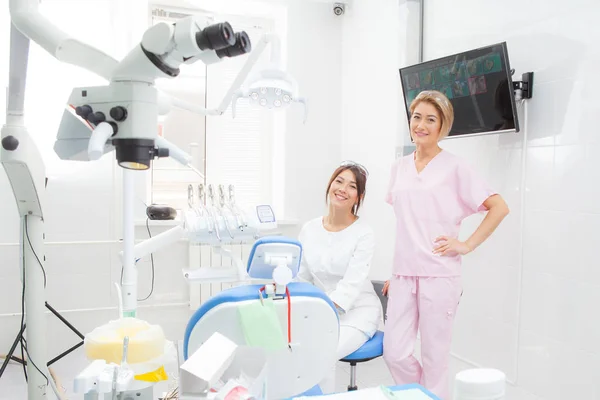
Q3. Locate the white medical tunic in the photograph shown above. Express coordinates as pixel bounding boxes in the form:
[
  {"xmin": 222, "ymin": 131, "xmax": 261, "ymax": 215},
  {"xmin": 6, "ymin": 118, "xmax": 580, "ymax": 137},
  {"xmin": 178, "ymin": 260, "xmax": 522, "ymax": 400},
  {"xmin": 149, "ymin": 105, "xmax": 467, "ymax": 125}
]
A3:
[{"xmin": 297, "ymin": 217, "xmax": 382, "ymax": 337}]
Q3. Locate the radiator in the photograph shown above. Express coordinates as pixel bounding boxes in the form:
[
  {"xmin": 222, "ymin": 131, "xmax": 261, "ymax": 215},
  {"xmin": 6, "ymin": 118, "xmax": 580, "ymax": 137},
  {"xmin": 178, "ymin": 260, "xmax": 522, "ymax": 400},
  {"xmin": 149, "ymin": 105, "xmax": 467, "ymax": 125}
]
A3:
[{"xmin": 187, "ymin": 241, "xmax": 253, "ymax": 309}]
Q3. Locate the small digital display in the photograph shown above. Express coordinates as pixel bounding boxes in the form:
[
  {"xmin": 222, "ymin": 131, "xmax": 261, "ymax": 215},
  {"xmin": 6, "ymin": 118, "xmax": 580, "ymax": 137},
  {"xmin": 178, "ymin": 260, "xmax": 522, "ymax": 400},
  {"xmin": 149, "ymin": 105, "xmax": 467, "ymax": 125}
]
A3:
[{"xmin": 256, "ymin": 205, "xmax": 275, "ymax": 223}]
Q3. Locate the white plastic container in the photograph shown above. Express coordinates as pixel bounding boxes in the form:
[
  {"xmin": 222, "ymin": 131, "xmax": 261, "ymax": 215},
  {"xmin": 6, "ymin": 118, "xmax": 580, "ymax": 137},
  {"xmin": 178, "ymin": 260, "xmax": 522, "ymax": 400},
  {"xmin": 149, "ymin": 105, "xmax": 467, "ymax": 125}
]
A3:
[
  {"xmin": 179, "ymin": 333, "xmax": 267, "ymax": 400},
  {"xmin": 453, "ymin": 368, "xmax": 506, "ymax": 400}
]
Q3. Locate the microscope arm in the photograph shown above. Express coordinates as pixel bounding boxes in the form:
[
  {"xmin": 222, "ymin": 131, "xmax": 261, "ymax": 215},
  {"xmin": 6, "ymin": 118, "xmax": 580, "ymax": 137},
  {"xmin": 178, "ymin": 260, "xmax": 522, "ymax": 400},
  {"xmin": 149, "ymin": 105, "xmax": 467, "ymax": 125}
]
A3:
[
  {"xmin": 1, "ymin": 22, "xmax": 66, "ymax": 400},
  {"xmin": 2, "ymin": 24, "xmax": 44, "ymax": 218},
  {"xmin": 158, "ymin": 92, "xmax": 221, "ymax": 116},
  {"xmin": 9, "ymin": 0, "xmax": 119, "ymax": 81},
  {"xmin": 119, "ymin": 225, "xmax": 185, "ymax": 262}
]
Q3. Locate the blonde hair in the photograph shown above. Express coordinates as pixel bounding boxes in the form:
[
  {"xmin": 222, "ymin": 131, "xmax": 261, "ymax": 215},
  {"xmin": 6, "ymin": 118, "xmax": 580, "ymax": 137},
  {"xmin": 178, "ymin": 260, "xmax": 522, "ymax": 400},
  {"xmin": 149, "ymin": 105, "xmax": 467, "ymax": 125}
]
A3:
[{"xmin": 409, "ymin": 90, "xmax": 454, "ymax": 139}]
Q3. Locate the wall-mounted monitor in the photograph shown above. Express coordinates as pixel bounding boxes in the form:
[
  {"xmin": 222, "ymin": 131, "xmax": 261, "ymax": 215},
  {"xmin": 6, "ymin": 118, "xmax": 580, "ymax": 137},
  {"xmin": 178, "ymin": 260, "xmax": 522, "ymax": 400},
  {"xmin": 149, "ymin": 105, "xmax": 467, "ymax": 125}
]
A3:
[{"xmin": 399, "ymin": 42, "xmax": 519, "ymax": 138}]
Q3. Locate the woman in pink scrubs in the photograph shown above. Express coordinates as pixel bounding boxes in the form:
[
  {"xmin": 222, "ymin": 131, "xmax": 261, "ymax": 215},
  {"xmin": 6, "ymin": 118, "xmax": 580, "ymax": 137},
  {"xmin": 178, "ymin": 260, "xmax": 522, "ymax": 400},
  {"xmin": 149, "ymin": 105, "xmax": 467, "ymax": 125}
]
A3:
[{"xmin": 382, "ymin": 90, "xmax": 510, "ymax": 400}]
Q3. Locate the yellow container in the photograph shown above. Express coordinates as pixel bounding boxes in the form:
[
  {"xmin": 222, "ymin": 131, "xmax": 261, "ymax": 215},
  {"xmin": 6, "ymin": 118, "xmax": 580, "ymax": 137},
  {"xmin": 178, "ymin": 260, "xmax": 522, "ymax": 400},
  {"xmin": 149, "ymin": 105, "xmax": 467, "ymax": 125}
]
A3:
[{"xmin": 84, "ymin": 318, "xmax": 166, "ymax": 365}]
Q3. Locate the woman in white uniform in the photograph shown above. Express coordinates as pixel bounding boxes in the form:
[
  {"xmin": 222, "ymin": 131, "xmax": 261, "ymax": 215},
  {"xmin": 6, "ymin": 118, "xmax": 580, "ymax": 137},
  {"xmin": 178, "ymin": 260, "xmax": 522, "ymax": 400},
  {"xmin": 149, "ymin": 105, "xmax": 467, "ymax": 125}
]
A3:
[{"xmin": 297, "ymin": 161, "xmax": 382, "ymax": 393}]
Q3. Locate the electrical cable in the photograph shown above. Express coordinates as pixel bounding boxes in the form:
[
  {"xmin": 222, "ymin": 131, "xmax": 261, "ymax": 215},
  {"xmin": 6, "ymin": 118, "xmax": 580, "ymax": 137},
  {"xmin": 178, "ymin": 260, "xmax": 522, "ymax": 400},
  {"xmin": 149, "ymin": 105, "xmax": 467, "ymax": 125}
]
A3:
[
  {"xmin": 20, "ymin": 215, "xmax": 49, "ymax": 386},
  {"xmin": 21, "ymin": 345, "xmax": 49, "ymax": 387},
  {"xmin": 23, "ymin": 216, "xmax": 66, "ymax": 400},
  {"xmin": 138, "ymin": 218, "xmax": 155, "ymax": 301},
  {"xmin": 120, "ymin": 217, "xmax": 156, "ymax": 301},
  {"xmin": 20, "ymin": 250, "xmax": 27, "ymax": 382},
  {"xmin": 0, "ymin": 354, "xmax": 65, "ymax": 400},
  {"xmin": 25, "ymin": 215, "xmax": 46, "ymax": 288}
]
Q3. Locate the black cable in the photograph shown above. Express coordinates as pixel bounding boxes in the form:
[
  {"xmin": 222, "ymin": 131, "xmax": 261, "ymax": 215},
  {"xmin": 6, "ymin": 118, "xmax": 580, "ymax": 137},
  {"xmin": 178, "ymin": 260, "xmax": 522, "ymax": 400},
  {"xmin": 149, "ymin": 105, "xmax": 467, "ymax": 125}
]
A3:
[
  {"xmin": 24, "ymin": 215, "xmax": 46, "ymax": 288},
  {"xmin": 120, "ymin": 218, "xmax": 155, "ymax": 301},
  {"xmin": 21, "ymin": 344, "xmax": 49, "ymax": 386},
  {"xmin": 20, "ymin": 242, "xmax": 27, "ymax": 382},
  {"xmin": 20, "ymin": 215, "xmax": 49, "ymax": 385},
  {"xmin": 138, "ymin": 218, "xmax": 155, "ymax": 301}
]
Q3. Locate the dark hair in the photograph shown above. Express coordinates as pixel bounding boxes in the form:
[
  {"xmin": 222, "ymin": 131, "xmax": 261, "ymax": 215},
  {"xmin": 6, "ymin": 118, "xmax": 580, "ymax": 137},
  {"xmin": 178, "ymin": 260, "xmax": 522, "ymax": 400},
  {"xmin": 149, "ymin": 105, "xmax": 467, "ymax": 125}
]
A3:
[{"xmin": 325, "ymin": 165, "xmax": 367, "ymax": 215}]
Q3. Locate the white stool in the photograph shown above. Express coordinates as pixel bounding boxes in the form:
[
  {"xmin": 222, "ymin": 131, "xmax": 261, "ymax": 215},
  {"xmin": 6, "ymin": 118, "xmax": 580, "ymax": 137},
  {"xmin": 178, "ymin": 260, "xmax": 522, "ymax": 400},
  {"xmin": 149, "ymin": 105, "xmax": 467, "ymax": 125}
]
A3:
[{"xmin": 453, "ymin": 368, "xmax": 506, "ymax": 400}]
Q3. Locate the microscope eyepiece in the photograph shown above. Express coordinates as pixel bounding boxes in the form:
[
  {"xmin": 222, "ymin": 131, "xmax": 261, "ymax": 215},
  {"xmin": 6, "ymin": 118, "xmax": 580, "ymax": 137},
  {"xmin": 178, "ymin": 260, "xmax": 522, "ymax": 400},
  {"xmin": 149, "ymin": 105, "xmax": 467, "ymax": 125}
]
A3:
[
  {"xmin": 195, "ymin": 22, "xmax": 236, "ymax": 51},
  {"xmin": 216, "ymin": 31, "xmax": 252, "ymax": 58}
]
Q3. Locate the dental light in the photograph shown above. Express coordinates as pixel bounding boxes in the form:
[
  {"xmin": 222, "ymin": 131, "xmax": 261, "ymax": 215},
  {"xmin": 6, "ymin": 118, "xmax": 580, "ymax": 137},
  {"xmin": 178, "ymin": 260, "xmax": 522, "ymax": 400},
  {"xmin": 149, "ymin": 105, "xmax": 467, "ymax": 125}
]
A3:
[
  {"xmin": 232, "ymin": 34, "xmax": 307, "ymax": 122},
  {"xmin": 241, "ymin": 68, "xmax": 299, "ymax": 110}
]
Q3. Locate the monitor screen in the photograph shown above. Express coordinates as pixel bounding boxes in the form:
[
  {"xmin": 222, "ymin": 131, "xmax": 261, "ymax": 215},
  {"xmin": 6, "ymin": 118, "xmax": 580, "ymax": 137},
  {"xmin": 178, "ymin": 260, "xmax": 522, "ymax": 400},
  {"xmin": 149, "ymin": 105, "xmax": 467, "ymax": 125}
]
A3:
[{"xmin": 399, "ymin": 42, "xmax": 519, "ymax": 138}]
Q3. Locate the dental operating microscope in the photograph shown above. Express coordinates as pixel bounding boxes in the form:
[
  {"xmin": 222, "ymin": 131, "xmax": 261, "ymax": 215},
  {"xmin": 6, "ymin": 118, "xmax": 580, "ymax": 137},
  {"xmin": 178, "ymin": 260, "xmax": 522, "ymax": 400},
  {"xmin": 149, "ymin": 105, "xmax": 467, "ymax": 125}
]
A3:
[{"xmin": 1, "ymin": 1, "xmax": 255, "ymax": 398}]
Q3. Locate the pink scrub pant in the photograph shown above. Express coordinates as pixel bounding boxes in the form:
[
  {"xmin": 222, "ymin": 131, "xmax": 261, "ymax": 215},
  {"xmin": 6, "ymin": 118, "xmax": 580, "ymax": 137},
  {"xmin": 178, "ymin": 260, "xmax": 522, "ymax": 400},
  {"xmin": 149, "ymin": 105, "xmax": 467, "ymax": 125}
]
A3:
[{"xmin": 383, "ymin": 276, "xmax": 462, "ymax": 400}]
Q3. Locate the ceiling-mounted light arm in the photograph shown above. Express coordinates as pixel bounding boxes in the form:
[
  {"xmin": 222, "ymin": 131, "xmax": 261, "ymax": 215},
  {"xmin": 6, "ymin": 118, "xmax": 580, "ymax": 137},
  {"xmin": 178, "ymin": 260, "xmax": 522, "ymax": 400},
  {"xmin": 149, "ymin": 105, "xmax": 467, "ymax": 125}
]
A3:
[
  {"xmin": 266, "ymin": 34, "xmax": 282, "ymax": 67},
  {"xmin": 296, "ymin": 96, "xmax": 308, "ymax": 123},
  {"xmin": 162, "ymin": 33, "xmax": 282, "ymax": 118},
  {"xmin": 157, "ymin": 32, "xmax": 307, "ymax": 123},
  {"xmin": 158, "ymin": 93, "xmax": 221, "ymax": 116},
  {"xmin": 9, "ymin": 0, "xmax": 118, "ymax": 81},
  {"xmin": 217, "ymin": 33, "xmax": 282, "ymax": 114}
]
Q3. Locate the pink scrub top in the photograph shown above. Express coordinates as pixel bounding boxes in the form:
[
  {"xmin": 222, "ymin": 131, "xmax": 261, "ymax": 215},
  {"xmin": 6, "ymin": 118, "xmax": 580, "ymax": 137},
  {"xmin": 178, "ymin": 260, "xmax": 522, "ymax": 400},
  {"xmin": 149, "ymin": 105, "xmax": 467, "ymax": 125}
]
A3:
[{"xmin": 386, "ymin": 150, "xmax": 497, "ymax": 277}]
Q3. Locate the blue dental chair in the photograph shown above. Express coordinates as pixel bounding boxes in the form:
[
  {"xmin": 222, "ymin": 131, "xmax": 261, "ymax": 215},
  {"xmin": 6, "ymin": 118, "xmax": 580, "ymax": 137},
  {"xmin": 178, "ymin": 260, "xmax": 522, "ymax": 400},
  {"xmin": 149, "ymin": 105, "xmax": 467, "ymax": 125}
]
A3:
[
  {"xmin": 340, "ymin": 280, "xmax": 388, "ymax": 391},
  {"xmin": 182, "ymin": 236, "xmax": 339, "ymax": 399}
]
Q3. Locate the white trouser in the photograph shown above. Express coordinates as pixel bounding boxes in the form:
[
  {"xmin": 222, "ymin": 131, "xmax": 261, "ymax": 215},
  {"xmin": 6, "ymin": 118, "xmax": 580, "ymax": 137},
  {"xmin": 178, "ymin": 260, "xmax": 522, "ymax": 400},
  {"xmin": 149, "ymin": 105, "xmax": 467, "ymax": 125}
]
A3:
[{"xmin": 319, "ymin": 326, "xmax": 369, "ymax": 394}]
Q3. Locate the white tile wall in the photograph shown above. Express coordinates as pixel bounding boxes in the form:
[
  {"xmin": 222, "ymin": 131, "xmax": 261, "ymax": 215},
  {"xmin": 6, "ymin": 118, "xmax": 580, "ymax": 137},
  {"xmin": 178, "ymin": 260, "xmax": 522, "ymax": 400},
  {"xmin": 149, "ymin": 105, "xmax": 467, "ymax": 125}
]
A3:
[
  {"xmin": 339, "ymin": 0, "xmax": 404, "ymax": 279},
  {"xmin": 422, "ymin": 0, "xmax": 600, "ymax": 398},
  {"xmin": 332, "ymin": 0, "xmax": 600, "ymax": 397}
]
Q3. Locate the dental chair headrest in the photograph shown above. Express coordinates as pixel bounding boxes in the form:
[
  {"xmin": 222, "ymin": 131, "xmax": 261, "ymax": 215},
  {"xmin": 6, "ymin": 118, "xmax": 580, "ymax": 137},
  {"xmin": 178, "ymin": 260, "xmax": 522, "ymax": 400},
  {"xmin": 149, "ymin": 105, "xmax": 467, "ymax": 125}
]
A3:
[{"xmin": 247, "ymin": 236, "xmax": 302, "ymax": 280}]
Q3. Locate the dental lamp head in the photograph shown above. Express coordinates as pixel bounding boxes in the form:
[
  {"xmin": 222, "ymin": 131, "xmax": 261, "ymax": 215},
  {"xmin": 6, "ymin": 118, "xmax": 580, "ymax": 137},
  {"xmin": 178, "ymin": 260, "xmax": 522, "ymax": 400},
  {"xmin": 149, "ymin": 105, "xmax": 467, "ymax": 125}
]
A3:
[
  {"xmin": 228, "ymin": 33, "xmax": 307, "ymax": 124},
  {"xmin": 232, "ymin": 66, "xmax": 307, "ymax": 123}
]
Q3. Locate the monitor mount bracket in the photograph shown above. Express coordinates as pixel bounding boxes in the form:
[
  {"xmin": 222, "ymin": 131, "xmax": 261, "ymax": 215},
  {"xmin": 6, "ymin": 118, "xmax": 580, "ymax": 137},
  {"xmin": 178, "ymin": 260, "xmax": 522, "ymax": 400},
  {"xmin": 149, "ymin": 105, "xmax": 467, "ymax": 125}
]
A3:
[{"xmin": 511, "ymin": 71, "xmax": 534, "ymax": 99}]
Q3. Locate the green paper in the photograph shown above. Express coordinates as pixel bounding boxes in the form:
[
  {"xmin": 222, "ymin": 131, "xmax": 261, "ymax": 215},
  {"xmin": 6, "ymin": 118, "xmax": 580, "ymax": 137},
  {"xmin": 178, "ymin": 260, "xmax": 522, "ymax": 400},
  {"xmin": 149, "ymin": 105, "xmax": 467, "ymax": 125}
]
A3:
[{"xmin": 237, "ymin": 298, "xmax": 287, "ymax": 352}]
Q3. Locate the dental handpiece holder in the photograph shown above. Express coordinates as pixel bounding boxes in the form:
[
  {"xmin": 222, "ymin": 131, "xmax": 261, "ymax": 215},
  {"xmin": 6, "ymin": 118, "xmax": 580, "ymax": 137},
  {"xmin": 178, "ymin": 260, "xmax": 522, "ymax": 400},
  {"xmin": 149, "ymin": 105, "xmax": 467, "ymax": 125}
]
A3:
[{"xmin": 183, "ymin": 204, "xmax": 275, "ymax": 246}]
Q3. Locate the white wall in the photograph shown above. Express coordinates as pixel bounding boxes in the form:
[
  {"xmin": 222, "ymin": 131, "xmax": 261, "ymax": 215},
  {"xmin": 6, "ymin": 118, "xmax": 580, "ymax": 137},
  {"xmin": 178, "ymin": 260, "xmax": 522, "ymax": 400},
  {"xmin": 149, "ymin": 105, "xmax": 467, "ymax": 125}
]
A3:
[
  {"xmin": 340, "ymin": 0, "xmax": 600, "ymax": 398},
  {"xmin": 339, "ymin": 0, "xmax": 405, "ymax": 280},
  {"xmin": 282, "ymin": 1, "xmax": 343, "ymax": 234},
  {"xmin": 421, "ymin": 0, "xmax": 600, "ymax": 399}
]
